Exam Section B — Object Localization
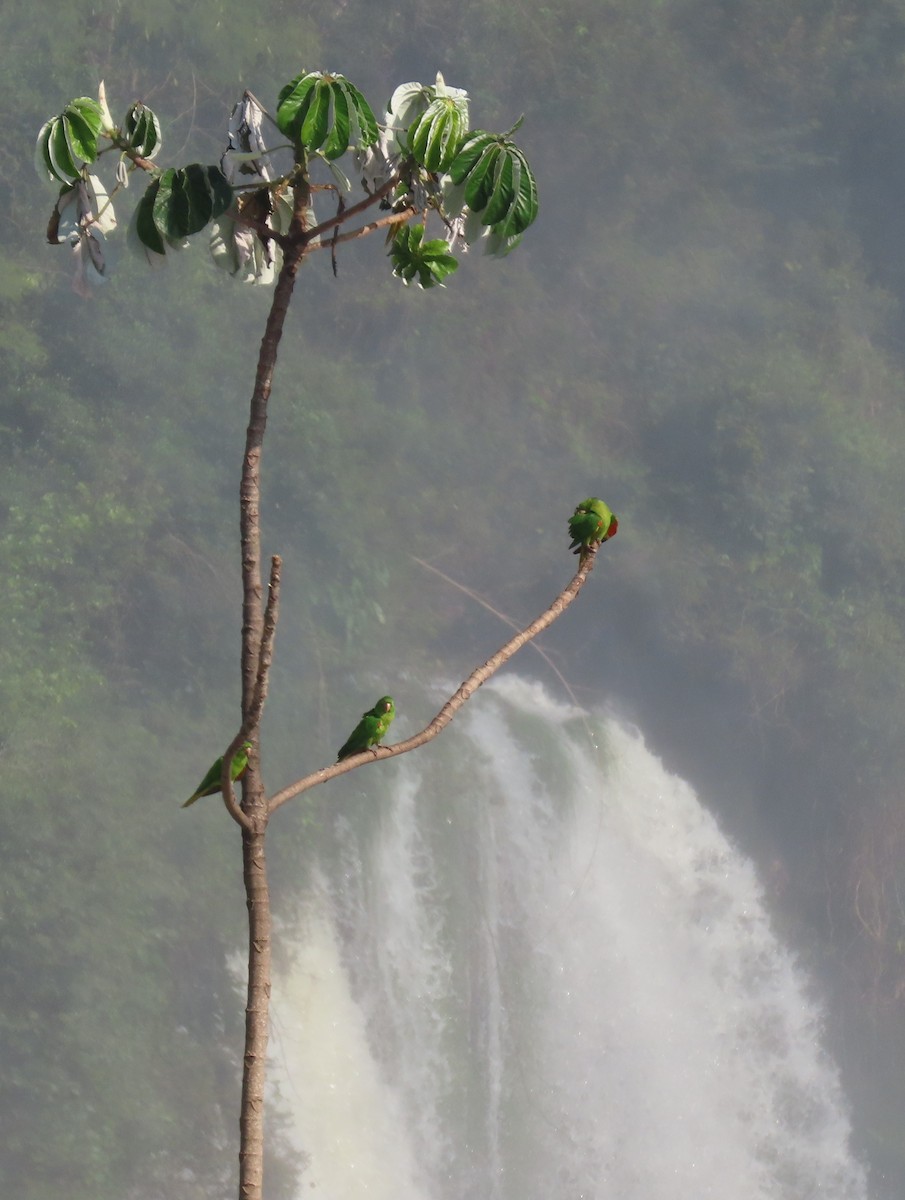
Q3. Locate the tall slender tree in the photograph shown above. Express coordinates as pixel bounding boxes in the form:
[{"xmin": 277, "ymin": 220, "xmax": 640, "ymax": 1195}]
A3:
[{"xmin": 36, "ymin": 69, "xmax": 615, "ymax": 1200}]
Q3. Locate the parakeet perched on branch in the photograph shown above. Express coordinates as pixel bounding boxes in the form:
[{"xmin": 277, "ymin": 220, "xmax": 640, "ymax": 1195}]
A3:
[
  {"xmin": 182, "ymin": 741, "xmax": 253, "ymax": 808},
  {"xmin": 568, "ymin": 498, "xmax": 618, "ymax": 565},
  {"xmin": 337, "ymin": 696, "xmax": 395, "ymax": 761}
]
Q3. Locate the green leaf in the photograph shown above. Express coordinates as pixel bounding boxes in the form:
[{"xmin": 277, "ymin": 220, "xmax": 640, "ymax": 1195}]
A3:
[
  {"xmin": 152, "ymin": 165, "xmax": 233, "ymax": 239},
  {"xmin": 35, "ymin": 99, "xmax": 104, "ymax": 185},
  {"xmin": 124, "ymin": 102, "xmax": 162, "ymax": 158},
  {"xmin": 463, "ymin": 144, "xmax": 501, "ymax": 213},
  {"xmin": 175, "ymin": 165, "xmax": 209, "ymax": 234},
  {"xmin": 204, "ymin": 165, "xmax": 234, "ymax": 218},
  {"xmin": 301, "ymin": 80, "xmax": 331, "ymax": 150},
  {"xmin": 408, "ymin": 96, "xmax": 467, "ymax": 172},
  {"xmin": 276, "ymin": 72, "xmax": 320, "ymax": 141},
  {"xmin": 449, "ymin": 130, "xmax": 538, "ymax": 237},
  {"xmin": 323, "ymin": 83, "xmax": 351, "ymax": 161},
  {"xmin": 389, "ymin": 222, "xmax": 458, "ymax": 289},
  {"xmin": 35, "ymin": 119, "xmax": 58, "ymax": 183},
  {"xmin": 62, "ymin": 108, "xmax": 98, "ymax": 165},
  {"xmin": 65, "ymin": 98, "xmax": 103, "ymax": 162},
  {"xmin": 277, "ymin": 71, "xmax": 378, "ymax": 156},
  {"xmin": 499, "ymin": 153, "xmax": 537, "ymax": 237},
  {"xmin": 344, "ymin": 80, "xmax": 379, "ymax": 148},
  {"xmin": 135, "ymin": 180, "xmax": 166, "ymax": 255},
  {"xmin": 36, "ymin": 116, "xmax": 81, "ymax": 184},
  {"xmin": 481, "ymin": 148, "xmax": 516, "ymax": 227},
  {"xmin": 171, "ymin": 170, "xmax": 196, "ymax": 235},
  {"xmin": 448, "ymin": 130, "xmax": 492, "ymax": 184},
  {"xmin": 152, "ymin": 168, "xmax": 176, "ymax": 235},
  {"xmin": 68, "ymin": 97, "xmax": 103, "ymax": 136},
  {"xmin": 49, "ymin": 117, "xmax": 80, "ymax": 182}
]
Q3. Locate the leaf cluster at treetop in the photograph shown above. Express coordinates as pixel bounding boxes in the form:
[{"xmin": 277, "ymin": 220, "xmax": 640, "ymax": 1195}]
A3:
[{"xmin": 35, "ymin": 71, "xmax": 538, "ymax": 289}]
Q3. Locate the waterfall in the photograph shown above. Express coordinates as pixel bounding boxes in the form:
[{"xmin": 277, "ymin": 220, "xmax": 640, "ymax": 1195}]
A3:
[{"xmin": 269, "ymin": 676, "xmax": 869, "ymax": 1200}]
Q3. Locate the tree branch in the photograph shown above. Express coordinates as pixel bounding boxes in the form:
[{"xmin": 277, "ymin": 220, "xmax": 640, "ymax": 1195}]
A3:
[
  {"xmin": 410, "ymin": 555, "xmax": 583, "ymax": 709},
  {"xmin": 219, "ymin": 736, "xmax": 254, "ymax": 830},
  {"xmin": 251, "ymin": 555, "xmax": 282, "ymax": 723},
  {"xmin": 301, "ymin": 171, "xmax": 402, "ymax": 244},
  {"xmin": 267, "ymin": 548, "xmax": 603, "ymax": 815},
  {"xmin": 219, "ymin": 556, "xmax": 281, "ymax": 829},
  {"xmin": 240, "ymin": 191, "xmax": 308, "ymax": 722},
  {"xmin": 307, "ymin": 206, "xmax": 417, "ymax": 253}
]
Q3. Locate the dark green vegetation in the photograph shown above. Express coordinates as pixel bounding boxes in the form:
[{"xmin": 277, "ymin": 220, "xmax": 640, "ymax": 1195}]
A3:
[{"xmin": 6, "ymin": 0, "xmax": 905, "ymax": 1196}]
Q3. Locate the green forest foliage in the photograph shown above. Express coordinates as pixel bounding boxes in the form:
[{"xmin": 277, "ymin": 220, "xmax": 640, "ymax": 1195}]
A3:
[{"xmin": 7, "ymin": 0, "xmax": 905, "ymax": 1195}]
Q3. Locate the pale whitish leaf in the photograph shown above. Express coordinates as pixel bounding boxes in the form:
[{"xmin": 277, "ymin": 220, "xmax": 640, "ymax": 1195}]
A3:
[
  {"xmin": 223, "ymin": 150, "xmax": 273, "ymax": 165},
  {"xmin": 35, "ymin": 119, "xmax": 56, "ymax": 183},
  {"xmin": 209, "ymin": 188, "xmax": 293, "ymax": 284},
  {"xmin": 210, "ymin": 215, "xmax": 280, "ymax": 284},
  {"xmin": 359, "ymin": 82, "xmax": 424, "ymax": 188},
  {"xmin": 386, "ymin": 81, "xmax": 432, "ymax": 133},
  {"xmin": 49, "ymin": 179, "xmax": 115, "ymax": 245},
  {"xmin": 97, "ymin": 80, "xmax": 115, "ymax": 133},
  {"xmin": 357, "ymin": 141, "xmax": 395, "ymax": 194},
  {"xmin": 448, "ymin": 203, "xmax": 521, "ymax": 257},
  {"xmin": 48, "ymin": 185, "xmax": 80, "ymax": 243},
  {"xmin": 384, "ymin": 73, "xmax": 468, "ymax": 159},
  {"xmin": 444, "ymin": 214, "xmax": 469, "ymax": 254},
  {"xmin": 440, "ymin": 176, "xmax": 467, "ymax": 220},
  {"xmin": 407, "ymin": 172, "xmax": 441, "ymax": 212},
  {"xmin": 209, "ymin": 218, "xmax": 237, "ymax": 272},
  {"xmin": 271, "ymin": 189, "xmax": 295, "ymax": 235},
  {"xmin": 71, "ymin": 226, "xmax": 108, "ymax": 297},
  {"xmin": 482, "ymin": 227, "xmax": 523, "ymax": 258},
  {"xmin": 461, "ymin": 205, "xmax": 485, "ymax": 246},
  {"xmin": 115, "ymin": 157, "xmax": 130, "ymax": 188},
  {"xmin": 323, "ymin": 156, "xmax": 352, "ymax": 192},
  {"xmin": 84, "ymin": 228, "xmax": 106, "ymax": 274},
  {"xmin": 222, "ymin": 93, "xmax": 274, "ymax": 184},
  {"xmin": 380, "ymin": 82, "xmax": 430, "ymax": 163},
  {"xmin": 433, "ymin": 72, "xmax": 469, "ymax": 113},
  {"xmin": 85, "ymin": 174, "xmax": 116, "ymax": 234}
]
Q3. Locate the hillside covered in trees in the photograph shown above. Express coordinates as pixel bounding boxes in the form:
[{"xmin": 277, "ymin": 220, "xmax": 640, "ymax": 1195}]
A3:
[{"xmin": 6, "ymin": 1, "xmax": 905, "ymax": 1195}]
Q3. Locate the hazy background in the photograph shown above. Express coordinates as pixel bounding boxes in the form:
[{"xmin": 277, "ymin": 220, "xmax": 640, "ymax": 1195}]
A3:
[{"xmin": 4, "ymin": 0, "xmax": 905, "ymax": 1196}]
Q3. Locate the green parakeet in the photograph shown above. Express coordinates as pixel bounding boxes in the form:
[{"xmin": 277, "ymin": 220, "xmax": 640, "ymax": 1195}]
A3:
[
  {"xmin": 337, "ymin": 695, "xmax": 396, "ymax": 761},
  {"xmin": 568, "ymin": 498, "xmax": 618, "ymax": 564},
  {"xmin": 182, "ymin": 741, "xmax": 253, "ymax": 808}
]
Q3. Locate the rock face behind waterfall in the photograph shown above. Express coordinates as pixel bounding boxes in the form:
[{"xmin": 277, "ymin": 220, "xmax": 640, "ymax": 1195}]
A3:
[{"xmin": 270, "ymin": 677, "xmax": 870, "ymax": 1200}]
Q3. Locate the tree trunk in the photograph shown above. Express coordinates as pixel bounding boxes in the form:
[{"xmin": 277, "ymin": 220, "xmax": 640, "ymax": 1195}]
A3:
[
  {"xmin": 236, "ymin": 184, "xmax": 309, "ymax": 1200},
  {"xmin": 238, "ymin": 823, "xmax": 272, "ymax": 1200}
]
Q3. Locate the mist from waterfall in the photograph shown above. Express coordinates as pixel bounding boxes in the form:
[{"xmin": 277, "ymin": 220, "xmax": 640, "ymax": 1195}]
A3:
[{"xmin": 269, "ymin": 677, "xmax": 869, "ymax": 1200}]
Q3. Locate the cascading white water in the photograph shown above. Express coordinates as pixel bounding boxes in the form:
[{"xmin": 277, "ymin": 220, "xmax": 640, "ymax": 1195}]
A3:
[{"xmin": 269, "ymin": 676, "xmax": 870, "ymax": 1200}]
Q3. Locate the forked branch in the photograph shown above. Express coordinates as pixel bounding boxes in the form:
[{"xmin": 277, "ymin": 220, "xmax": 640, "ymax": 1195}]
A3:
[{"xmin": 221, "ymin": 555, "xmax": 283, "ymax": 829}]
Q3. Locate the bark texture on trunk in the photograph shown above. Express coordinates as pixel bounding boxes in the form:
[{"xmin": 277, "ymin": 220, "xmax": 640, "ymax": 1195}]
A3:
[{"xmin": 238, "ymin": 824, "xmax": 272, "ymax": 1200}]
